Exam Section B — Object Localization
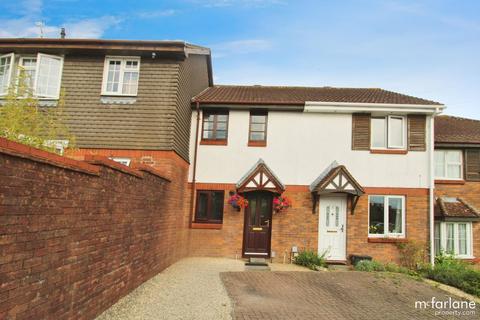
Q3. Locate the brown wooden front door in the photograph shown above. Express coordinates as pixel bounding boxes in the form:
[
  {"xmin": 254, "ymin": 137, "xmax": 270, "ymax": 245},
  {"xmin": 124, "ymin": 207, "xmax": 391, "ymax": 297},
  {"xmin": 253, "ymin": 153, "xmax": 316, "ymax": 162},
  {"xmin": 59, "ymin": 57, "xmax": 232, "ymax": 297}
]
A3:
[{"xmin": 243, "ymin": 191, "xmax": 273, "ymax": 257}]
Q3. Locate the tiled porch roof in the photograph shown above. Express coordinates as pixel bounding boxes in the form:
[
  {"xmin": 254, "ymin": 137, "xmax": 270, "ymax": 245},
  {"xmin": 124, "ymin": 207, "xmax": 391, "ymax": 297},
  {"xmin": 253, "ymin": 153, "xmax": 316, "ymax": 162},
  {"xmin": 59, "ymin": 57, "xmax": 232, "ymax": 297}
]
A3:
[{"xmin": 434, "ymin": 197, "xmax": 480, "ymax": 220}]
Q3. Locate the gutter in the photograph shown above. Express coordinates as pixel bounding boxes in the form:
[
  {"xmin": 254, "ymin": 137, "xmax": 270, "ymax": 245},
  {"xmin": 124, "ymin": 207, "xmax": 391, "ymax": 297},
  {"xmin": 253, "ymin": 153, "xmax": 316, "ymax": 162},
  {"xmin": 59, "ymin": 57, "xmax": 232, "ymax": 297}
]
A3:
[
  {"xmin": 189, "ymin": 101, "xmax": 201, "ymax": 228},
  {"xmin": 304, "ymin": 101, "xmax": 445, "ymax": 115}
]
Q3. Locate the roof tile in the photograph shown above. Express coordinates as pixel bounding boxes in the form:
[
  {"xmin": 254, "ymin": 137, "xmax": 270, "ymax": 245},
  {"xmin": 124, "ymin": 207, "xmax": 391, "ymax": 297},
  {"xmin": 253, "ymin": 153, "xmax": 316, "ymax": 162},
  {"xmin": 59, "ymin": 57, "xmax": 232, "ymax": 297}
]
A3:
[{"xmin": 435, "ymin": 115, "xmax": 480, "ymax": 144}]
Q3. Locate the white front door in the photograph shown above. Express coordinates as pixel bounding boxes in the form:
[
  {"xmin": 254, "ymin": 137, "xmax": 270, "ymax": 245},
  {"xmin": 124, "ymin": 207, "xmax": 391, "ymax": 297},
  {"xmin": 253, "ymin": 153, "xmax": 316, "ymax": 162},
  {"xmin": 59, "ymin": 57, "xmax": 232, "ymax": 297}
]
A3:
[{"xmin": 318, "ymin": 195, "xmax": 347, "ymax": 261}]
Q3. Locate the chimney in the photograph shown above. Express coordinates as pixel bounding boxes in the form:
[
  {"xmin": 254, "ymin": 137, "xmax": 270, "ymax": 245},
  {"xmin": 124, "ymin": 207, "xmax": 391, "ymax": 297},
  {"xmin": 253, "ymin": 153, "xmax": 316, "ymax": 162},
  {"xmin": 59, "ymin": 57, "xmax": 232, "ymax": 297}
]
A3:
[{"xmin": 60, "ymin": 28, "xmax": 66, "ymax": 39}]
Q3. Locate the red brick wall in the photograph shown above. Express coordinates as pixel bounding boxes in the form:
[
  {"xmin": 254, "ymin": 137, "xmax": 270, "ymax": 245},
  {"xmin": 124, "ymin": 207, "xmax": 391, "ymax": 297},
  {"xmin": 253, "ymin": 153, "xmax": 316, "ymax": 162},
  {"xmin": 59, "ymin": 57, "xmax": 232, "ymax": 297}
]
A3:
[
  {"xmin": 0, "ymin": 142, "xmax": 189, "ymax": 320},
  {"xmin": 188, "ymin": 183, "xmax": 429, "ymax": 264},
  {"xmin": 435, "ymin": 181, "xmax": 480, "ymax": 260}
]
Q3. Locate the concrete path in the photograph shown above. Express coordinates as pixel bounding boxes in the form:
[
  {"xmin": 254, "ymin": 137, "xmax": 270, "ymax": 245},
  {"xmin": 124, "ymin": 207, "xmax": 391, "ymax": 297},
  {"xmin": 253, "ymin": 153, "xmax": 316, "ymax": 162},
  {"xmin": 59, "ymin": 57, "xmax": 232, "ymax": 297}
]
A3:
[{"xmin": 96, "ymin": 257, "xmax": 308, "ymax": 320}]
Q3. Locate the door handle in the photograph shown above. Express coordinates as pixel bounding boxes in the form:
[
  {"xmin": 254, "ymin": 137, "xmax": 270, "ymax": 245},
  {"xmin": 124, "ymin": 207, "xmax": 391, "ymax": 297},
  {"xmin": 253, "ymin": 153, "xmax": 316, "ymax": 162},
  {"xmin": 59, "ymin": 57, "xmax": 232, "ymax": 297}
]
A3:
[
  {"xmin": 340, "ymin": 224, "xmax": 344, "ymax": 232},
  {"xmin": 265, "ymin": 220, "xmax": 270, "ymax": 227}
]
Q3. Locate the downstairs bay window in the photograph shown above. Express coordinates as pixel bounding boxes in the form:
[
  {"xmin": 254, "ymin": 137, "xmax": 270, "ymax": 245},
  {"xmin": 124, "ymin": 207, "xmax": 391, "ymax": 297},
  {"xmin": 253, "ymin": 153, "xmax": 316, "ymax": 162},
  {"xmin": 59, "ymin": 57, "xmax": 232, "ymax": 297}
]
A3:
[
  {"xmin": 434, "ymin": 222, "xmax": 473, "ymax": 258},
  {"xmin": 369, "ymin": 195, "xmax": 405, "ymax": 238}
]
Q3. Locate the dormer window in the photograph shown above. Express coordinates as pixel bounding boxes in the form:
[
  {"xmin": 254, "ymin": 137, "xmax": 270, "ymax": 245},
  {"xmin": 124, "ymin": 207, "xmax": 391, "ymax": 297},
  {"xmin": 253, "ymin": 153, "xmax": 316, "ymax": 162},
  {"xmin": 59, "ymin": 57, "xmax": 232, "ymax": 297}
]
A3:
[
  {"xmin": 102, "ymin": 56, "xmax": 140, "ymax": 96},
  {"xmin": 371, "ymin": 115, "xmax": 406, "ymax": 149}
]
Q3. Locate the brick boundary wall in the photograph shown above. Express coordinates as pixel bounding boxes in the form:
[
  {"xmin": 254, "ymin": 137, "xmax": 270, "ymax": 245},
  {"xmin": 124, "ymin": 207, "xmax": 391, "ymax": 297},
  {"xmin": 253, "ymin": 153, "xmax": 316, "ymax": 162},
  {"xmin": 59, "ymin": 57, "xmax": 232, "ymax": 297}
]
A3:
[{"xmin": 0, "ymin": 138, "xmax": 186, "ymax": 320}]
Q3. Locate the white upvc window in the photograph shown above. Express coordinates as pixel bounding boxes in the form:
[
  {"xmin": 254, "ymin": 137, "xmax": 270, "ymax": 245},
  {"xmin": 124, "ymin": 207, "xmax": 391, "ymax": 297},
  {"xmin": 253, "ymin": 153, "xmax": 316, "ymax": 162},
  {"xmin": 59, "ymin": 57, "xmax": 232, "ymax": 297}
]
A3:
[
  {"xmin": 0, "ymin": 53, "xmax": 63, "ymax": 99},
  {"xmin": 434, "ymin": 150, "xmax": 463, "ymax": 180},
  {"xmin": 0, "ymin": 53, "xmax": 14, "ymax": 96},
  {"xmin": 371, "ymin": 115, "xmax": 406, "ymax": 149},
  {"xmin": 102, "ymin": 56, "xmax": 140, "ymax": 96},
  {"xmin": 368, "ymin": 195, "xmax": 406, "ymax": 238},
  {"xmin": 17, "ymin": 56, "xmax": 37, "ymax": 95},
  {"xmin": 110, "ymin": 157, "xmax": 131, "ymax": 166},
  {"xmin": 434, "ymin": 222, "xmax": 473, "ymax": 259}
]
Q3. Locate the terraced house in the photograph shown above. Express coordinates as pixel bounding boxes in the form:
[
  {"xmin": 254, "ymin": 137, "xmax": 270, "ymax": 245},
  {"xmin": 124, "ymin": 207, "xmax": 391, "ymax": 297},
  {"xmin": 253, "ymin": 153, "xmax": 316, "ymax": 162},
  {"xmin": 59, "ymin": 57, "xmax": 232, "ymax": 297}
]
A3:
[
  {"xmin": 434, "ymin": 116, "xmax": 480, "ymax": 261},
  {"xmin": 2, "ymin": 38, "xmax": 479, "ymax": 267}
]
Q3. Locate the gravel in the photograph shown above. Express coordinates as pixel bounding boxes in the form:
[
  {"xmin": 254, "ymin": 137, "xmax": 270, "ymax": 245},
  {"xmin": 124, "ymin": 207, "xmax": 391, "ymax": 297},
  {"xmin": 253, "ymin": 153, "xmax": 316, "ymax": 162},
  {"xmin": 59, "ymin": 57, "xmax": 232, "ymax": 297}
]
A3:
[{"xmin": 96, "ymin": 257, "xmax": 310, "ymax": 320}]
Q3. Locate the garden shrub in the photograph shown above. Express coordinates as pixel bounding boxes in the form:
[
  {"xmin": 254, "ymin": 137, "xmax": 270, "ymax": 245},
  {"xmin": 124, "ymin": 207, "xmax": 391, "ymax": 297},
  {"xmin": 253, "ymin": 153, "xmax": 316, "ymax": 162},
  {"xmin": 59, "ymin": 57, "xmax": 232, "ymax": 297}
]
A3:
[
  {"xmin": 397, "ymin": 240, "xmax": 425, "ymax": 270},
  {"xmin": 294, "ymin": 250, "xmax": 326, "ymax": 270},
  {"xmin": 427, "ymin": 256, "xmax": 480, "ymax": 297},
  {"xmin": 354, "ymin": 260, "xmax": 385, "ymax": 272}
]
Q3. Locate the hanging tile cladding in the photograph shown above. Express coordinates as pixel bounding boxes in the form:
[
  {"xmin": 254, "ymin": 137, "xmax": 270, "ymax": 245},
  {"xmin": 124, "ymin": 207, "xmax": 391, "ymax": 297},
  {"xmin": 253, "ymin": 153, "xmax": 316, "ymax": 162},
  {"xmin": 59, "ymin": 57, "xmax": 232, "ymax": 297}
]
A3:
[
  {"xmin": 173, "ymin": 55, "xmax": 211, "ymax": 161},
  {"xmin": 61, "ymin": 55, "xmax": 192, "ymax": 154}
]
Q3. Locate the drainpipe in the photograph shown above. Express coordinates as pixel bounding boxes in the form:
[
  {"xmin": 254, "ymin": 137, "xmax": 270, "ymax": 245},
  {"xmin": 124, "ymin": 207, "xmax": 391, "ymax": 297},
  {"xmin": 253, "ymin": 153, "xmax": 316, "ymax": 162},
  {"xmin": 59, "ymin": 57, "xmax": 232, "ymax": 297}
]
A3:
[
  {"xmin": 189, "ymin": 101, "xmax": 201, "ymax": 228},
  {"xmin": 429, "ymin": 113, "xmax": 436, "ymax": 266}
]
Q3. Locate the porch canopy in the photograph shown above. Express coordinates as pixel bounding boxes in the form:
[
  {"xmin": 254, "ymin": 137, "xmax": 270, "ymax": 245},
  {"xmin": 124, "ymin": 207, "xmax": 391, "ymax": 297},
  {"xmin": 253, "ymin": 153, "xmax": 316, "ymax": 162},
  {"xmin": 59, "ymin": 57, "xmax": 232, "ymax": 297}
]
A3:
[
  {"xmin": 309, "ymin": 161, "xmax": 365, "ymax": 213},
  {"xmin": 236, "ymin": 159, "xmax": 285, "ymax": 194},
  {"xmin": 435, "ymin": 197, "xmax": 480, "ymax": 221}
]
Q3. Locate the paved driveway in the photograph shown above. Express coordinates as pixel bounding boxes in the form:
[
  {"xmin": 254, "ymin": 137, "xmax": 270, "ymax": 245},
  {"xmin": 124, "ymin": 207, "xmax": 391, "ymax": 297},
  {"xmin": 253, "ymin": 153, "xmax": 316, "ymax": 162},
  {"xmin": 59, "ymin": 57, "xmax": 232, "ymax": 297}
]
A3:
[{"xmin": 221, "ymin": 271, "xmax": 478, "ymax": 320}]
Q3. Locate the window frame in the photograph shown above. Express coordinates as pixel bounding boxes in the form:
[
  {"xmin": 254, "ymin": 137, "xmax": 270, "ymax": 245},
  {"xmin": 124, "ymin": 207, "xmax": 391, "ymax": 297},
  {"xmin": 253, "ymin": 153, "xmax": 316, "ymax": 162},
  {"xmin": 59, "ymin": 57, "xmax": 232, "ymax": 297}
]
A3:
[
  {"xmin": 434, "ymin": 221, "xmax": 473, "ymax": 259},
  {"xmin": 370, "ymin": 115, "xmax": 407, "ymax": 150},
  {"xmin": 368, "ymin": 195, "xmax": 406, "ymax": 238},
  {"xmin": 194, "ymin": 190, "xmax": 225, "ymax": 224},
  {"xmin": 17, "ymin": 56, "xmax": 38, "ymax": 96},
  {"xmin": 101, "ymin": 56, "xmax": 141, "ymax": 96},
  {"xmin": 434, "ymin": 149, "xmax": 463, "ymax": 180},
  {"xmin": 0, "ymin": 53, "xmax": 15, "ymax": 96},
  {"xmin": 201, "ymin": 110, "xmax": 229, "ymax": 142},
  {"xmin": 34, "ymin": 53, "xmax": 64, "ymax": 99},
  {"xmin": 248, "ymin": 111, "xmax": 268, "ymax": 146},
  {"xmin": 110, "ymin": 157, "xmax": 131, "ymax": 166}
]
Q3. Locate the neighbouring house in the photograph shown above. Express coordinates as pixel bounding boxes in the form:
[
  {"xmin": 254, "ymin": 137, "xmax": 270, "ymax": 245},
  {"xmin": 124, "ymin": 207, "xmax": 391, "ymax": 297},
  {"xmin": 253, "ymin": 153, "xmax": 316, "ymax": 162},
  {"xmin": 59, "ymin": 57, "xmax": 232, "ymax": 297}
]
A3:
[
  {"xmin": 434, "ymin": 116, "xmax": 480, "ymax": 262},
  {"xmin": 188, "ymin": 85, "xmax": 445, "ymax": 264},
  {"xmin": 0, "ymin": 38, "xmax": 213, "ymax": 262}
]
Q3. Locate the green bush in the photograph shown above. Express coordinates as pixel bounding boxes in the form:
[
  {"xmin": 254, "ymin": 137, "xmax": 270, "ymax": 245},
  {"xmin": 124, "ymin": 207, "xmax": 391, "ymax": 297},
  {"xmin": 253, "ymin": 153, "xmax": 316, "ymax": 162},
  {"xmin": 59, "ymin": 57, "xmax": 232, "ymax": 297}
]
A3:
[
  {"xmin": 427, "ymin": 258, "xmax": 480, "ymax": 296},
  {"xmin": 294, "ymin": 250, "xmax": 326, "ymax": 270},
  {"xmin": 354, "ymin": 260, "xmax": 385, "ymax": 272},
  {"xmin": 396, "ymin": 240, "xmax": 425, "ymax": 270}
]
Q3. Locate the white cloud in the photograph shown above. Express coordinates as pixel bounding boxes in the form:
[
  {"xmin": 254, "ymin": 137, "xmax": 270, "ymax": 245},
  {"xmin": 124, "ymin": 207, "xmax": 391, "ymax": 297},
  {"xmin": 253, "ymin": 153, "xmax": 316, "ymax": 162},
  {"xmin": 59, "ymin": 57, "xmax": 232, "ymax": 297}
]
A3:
[
  {"xmin": 136, "ymin": 9, "xmax": 177, "ymax": 19},
  {"xmin": 211, "ymin": 39, "xmax": 272, "ymax": 58},
  {"xmin": 190, "ymin": 0, "xmax": 285, "ymax": 8},
  {"xmin": 0, "ymin": 0, "xmax": 120, "ymax": 38}
]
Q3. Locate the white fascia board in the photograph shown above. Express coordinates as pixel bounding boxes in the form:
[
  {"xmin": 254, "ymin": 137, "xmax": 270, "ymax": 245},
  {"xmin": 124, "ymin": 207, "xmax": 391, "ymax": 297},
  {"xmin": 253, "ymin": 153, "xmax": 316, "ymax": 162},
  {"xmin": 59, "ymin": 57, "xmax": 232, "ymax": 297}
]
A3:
[{"xmin": 304, "ymin": 101, "xmax": 445, "ymax": 115}]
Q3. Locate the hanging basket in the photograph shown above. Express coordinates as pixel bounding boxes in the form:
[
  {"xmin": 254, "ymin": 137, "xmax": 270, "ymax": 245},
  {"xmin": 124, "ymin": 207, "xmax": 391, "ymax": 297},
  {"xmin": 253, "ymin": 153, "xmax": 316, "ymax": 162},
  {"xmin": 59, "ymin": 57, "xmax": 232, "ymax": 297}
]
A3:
[
  {"xmin": 228, "ymin": 193, "xmax": 249, "ymax": 211},
  {"xmin": 273, "ymin": 195, "xmax": 292, "ymax": 214}
]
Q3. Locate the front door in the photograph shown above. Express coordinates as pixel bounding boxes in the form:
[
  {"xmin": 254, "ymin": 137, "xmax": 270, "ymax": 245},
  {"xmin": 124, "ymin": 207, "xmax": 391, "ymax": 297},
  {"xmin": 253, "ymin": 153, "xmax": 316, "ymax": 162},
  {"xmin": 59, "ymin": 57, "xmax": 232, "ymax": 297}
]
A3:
[
  {"xmin": 243, "ymin": 191, "xmax": 273, "ymax": 257},
  {"xmin": 318, "ymin": 195, "xmax": 347, "ymax": 261}
]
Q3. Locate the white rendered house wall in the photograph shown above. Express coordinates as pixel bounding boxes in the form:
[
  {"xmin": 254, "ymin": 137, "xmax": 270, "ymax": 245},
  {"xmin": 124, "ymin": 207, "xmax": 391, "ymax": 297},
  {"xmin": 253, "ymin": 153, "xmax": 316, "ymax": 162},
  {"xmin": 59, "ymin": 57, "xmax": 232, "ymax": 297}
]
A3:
[{"xmin": 189, "ymin": 110, "xmax": 431, "ymax": 189}]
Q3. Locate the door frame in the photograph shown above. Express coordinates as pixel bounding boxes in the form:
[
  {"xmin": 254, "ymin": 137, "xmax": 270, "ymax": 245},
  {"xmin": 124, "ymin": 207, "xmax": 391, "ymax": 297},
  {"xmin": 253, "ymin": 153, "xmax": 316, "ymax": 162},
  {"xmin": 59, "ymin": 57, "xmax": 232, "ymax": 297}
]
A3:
[
  {"xmin": 242, "ymin": 191, "xmax": 273, "ymax": 258},
  {"xmin": 318, "ymin": 194, "xmax": 347, "ymax": 262}
]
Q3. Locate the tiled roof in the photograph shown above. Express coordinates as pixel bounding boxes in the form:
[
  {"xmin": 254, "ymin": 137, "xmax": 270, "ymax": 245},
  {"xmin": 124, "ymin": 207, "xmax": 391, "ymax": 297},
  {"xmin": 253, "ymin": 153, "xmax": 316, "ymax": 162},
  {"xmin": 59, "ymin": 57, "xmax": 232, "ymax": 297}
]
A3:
[
  {"xmin": 192, "ymin": 85, "xmax": 442, "ymax": 106},
  {"xmin": 435, "ymin": 115, "xmax": 480, "ymax": 145},
  {"xmin": 435, "ymin": 197, "xmax": 480, "ymax": 220}
]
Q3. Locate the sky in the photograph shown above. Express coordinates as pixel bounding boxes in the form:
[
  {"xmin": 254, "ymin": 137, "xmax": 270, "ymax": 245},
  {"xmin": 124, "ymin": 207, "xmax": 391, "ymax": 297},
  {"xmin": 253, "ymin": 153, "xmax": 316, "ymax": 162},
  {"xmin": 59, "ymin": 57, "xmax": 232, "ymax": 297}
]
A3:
[{"xmin": 1, "ymin": 0, "xmax": 479, "ymax": 119}]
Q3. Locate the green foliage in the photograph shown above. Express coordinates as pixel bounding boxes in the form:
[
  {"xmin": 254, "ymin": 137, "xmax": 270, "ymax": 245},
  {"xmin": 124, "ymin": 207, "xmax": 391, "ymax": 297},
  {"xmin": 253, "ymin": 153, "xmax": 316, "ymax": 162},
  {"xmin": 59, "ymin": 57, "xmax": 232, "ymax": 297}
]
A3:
[
  {"xmin": 354, "ymin": 260, "xmax": 385, "ymax": 272},
  {"xmin": 396, "ymin": 240, "xmax": 425, "ymax": 270},
  {"xmin": 294, "ymin": 250, "xmax": 326, "ymax": 270},
  {"xmin": 427, "ymin": 256, "xmax": 480, "ymax": 296},
  {"xmin": 0, "ymin": 69, "xmax": 75, "ymax": 153}
]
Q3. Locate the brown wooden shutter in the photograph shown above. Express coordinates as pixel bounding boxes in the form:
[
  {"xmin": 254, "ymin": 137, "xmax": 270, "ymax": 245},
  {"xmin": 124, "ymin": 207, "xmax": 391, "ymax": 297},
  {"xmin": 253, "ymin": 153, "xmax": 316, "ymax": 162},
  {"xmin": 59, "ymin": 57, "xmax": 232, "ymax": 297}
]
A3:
[
  {"xmin": 408, "ymin": 115, "xmax": 426, "ymax": 151},
  {"xmin": 352, "ymin": 113, "xmax": 371, "ymax": 150},
  {"xmin": 465, "ymin": 149, "xmax": 480, "ymax": 181}
]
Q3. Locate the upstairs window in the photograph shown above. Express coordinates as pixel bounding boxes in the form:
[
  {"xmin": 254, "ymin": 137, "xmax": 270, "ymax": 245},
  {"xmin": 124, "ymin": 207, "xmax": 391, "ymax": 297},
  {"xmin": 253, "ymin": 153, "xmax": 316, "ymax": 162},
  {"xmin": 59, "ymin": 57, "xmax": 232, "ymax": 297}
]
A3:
[
  {"xmin": 0, "ymin": 53, "xmax": 14, "ymax": 95},
  {"xmin": 435, "ymin": 150, "xmax": 462, "ymax": 180},
  {"xmin": 102, "ymin": 57, "xmax": 140, "ymax": 96},
  {"xmin": 202, "ymin": 111, "xmax": 229, "ymax": 141},
  {"xmin": 371, "ymin": 116, "xmax": 406, "ymax": 149},
  {"xmin": 0, "ymin": 53, "xmax": 63, "ymax": 99},
  {"xmin": 195, "ymin": 190, "xmax": 224, "ymax": 223},
  {"xmin": 248, "ymin": 112, "xmax": 268, "ymax": 146}
]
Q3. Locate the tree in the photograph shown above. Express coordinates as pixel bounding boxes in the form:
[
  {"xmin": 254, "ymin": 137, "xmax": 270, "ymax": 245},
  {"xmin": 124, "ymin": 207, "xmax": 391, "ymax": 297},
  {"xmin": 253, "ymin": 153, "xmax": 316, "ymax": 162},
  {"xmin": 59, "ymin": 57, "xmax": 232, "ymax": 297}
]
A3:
[{"xmin": 0, "ymin": 66, "xmax": 75, "ymax": 154}]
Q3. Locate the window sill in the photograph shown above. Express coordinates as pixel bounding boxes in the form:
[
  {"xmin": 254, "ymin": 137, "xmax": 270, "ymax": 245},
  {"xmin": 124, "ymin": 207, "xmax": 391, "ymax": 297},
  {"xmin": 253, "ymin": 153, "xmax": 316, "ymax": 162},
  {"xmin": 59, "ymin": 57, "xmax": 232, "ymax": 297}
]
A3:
[
  {"xmin": 368, "ymin": 237, "xmax": 408, "ymax": 243},
  {"xmin": 370, "ymin": 149, "xmax": 408, "ymax": 155},
  {"xmin": 200, "ymin": 140, "xmax": 228, "ymax": 146},
  {"xmin": 435, "ymin": 179, "xmax": 465, "ymax": 185},
  {"xmin": 248, "ymin": 140, "xmax": 267, "ymax": 147},
  {"xmin": 191, "ymin": 223, "xmax": 222, "ymax": 229}
]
